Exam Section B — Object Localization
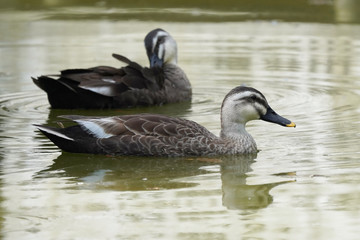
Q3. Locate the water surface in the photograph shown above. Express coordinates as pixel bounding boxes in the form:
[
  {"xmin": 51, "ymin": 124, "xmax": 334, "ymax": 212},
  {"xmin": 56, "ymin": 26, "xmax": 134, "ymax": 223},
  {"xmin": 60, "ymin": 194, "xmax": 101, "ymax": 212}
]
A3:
[{"xmin": 1, "ymin": 4, "xmax": 360, "ymax": 240}]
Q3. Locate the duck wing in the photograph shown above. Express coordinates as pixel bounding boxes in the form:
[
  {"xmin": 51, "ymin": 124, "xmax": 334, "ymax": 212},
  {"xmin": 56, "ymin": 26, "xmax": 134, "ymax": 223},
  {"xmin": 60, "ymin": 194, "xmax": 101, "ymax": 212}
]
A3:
[
  {"xmin": 112, "ymin": 53, "xmax": 143, "ymax": 71},
  {"xmin": 61, "ymin": 114, "xmax": 213, "ymax": 138},
  {"xmin": 111, "ymin": 53, "xmax": 165, "ymax": 90},
  {"xmin": 54, "ymin": 114, "xmax": 217, "ymax": 156},
  {"xmin": 62, "ymin": 56, "xmax": 164, "ymax": 96},
  {"xmin": 32, "ymin": 54, "xmax": 166, "ymax": 108},
  {"xmin": 59, "ymin": 66, "xmax": 129, "ymax": 97}
]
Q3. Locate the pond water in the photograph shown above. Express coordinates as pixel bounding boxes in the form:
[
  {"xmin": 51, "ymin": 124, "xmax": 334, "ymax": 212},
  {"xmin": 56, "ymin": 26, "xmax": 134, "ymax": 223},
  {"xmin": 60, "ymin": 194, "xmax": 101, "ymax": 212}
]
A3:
[{"xmin": 1, "ymin": 3, "xmax": 360, "ymax": 240}]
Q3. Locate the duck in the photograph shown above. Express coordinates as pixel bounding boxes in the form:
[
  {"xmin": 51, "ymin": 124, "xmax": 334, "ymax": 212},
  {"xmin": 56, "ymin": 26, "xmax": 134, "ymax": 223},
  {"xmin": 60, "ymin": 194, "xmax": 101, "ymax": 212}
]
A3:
[
  {"xmin": 32, "ymin": 28, "xmax": 191, "ymax": 109},
  {"xmin": 35, "ymin": 86, "xmax": 296, "ymax": 157}
]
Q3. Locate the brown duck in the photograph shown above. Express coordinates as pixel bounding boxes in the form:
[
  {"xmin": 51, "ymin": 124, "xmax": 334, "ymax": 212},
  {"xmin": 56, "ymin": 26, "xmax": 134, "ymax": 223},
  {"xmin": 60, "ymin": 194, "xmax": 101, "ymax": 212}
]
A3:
[
  {"xmin": 35, "ymin": 86, "xmax": 296, "ymax": 157},
  {"xmin": 32, "ymin": 28, "xmax": 191, "ymax": 109}
]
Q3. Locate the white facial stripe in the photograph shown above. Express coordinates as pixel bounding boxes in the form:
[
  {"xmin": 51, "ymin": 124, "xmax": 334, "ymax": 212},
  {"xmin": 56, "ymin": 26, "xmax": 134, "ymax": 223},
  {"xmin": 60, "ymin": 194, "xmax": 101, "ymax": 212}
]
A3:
[
  {"xmin": 223, "ymin": 90, "xmax": 267, "ymax": 115},
  {"xmin": 233, "ymin": 91, "xmax": 264, "ymax": 101},
  {"xmin": 254, "ymin": 102, "xmax": 267, "ymax": 115},
  {"xmin": 76, "ymin": 119, "xmax": 114, "ymax": 138},
  {"xmin": 152, "ymin": 37, "xmax": 157, "ymax": 52},
  {"xmin": 225, "ymin": 94, "xmax": 241, "ymax": 105},
  {"xmin": 155, "ymin": 31, "xmax": 168, "ymax": 39},
  {"xmin": 158, "ymin": 44, "xmax": 164, "ymax": 60},
  {"xmin": 37, "ymin": 126, "xmax": 74, "ymax": 141},
  {"xmin": 152, "ymin": 31, "xmax": 169, "ymax": 52},
  {"xmin": 225, "ymin": 91, "xmax": 259, "ymax": 104}
]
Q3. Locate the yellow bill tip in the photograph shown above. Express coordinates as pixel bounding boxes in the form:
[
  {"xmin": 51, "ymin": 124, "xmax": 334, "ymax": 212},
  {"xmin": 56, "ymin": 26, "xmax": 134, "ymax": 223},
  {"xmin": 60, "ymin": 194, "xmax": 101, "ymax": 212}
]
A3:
[{"xmin": 286, "ymin": 122, "xmax": 296, "ymax": 128}]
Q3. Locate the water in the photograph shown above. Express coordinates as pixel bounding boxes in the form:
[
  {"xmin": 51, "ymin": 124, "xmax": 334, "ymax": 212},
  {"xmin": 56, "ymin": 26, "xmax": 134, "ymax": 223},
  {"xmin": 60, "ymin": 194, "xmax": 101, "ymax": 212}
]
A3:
[{"xmin": 1, "ymin": 3, "xmax": 360, "ymax": 240}]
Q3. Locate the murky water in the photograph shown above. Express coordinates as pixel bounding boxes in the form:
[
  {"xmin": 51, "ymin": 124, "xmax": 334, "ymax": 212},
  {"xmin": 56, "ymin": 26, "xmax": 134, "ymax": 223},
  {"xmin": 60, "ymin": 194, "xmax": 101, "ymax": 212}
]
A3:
[{"xmin": 1, "ymin": 3, "xmax": 360, "ymax": 240}]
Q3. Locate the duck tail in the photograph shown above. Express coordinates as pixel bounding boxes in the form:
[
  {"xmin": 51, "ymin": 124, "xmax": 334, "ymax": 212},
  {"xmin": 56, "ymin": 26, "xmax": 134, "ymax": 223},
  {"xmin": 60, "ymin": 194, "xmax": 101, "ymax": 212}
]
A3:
[
  {"xmin": 32, "ymin": 76, "xmax": 81, "ymax": 108},
  {"xmin": 35, "ymin": 124, "xmax": 103, "ymax": 154}
]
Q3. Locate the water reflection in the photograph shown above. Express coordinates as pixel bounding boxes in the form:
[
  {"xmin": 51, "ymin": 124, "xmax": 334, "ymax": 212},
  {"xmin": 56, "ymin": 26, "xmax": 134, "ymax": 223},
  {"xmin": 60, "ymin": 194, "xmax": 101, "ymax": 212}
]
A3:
[
  {"xmin": 335, "ymin": 0, "xmax": 360, "ymax": 23},
  {"xmin": 35, "ymin": 152, "xmax": 292, "ymax": 210},
  {"xmin": 0, "ymin": 0, "xmax": 344, "ymax": 23},
  {"xmin": 221, "ymin": 157, "xmax": 293, "ymax": 210},
  {"xmin": 1, "ymin": 5, "xmax": 360, "ymax": 238},
  {"xmin": 1, "ymin": 0, "xmax": 360, "ymax": 23},
  {"xmin": 36, "ymin": 154, "xmax": 211, "ymax": 191},
  {"xmin": 44, "ymin": 100, "xmax": 193, "ymax": 122},
  {"xmin": 0, "ymin": 153, "xmax": 4, "ymax": 240}
]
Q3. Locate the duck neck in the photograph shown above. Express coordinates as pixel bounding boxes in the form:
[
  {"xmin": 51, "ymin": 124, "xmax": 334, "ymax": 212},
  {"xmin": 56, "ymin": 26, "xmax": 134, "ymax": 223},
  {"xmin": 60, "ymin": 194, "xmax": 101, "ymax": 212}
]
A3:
[
  {"xmin": 220, "ymin": 121, "xmax": 257, "ymax": 153},
  {"xmin": 220, "ymin": 121, "xmax": 250, "ymax": 140},
  {"xmin": 163, "ymin": 58, "xmax": 177, "ymax": 67}
]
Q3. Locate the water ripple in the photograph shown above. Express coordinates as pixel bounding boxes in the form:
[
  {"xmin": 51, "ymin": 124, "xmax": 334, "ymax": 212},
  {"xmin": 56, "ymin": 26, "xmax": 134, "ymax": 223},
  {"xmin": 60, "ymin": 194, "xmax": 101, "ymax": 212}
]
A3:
[{"xmin": 0, "ymin": 91, "xmax": 49, "ymax": 118}]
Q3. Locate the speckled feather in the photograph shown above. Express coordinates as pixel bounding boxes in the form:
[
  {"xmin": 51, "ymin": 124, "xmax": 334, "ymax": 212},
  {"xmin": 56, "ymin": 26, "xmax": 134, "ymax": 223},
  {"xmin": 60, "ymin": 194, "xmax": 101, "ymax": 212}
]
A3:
[{"xmin": 62, "ymin": 114, "xmax": 227, "ymax": 156}]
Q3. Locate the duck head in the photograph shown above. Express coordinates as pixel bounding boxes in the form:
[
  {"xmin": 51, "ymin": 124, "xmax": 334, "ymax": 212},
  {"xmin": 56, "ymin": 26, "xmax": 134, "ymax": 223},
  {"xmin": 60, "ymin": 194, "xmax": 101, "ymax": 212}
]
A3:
[
  {"xmin": 144, "ymin": 28, "xmax": 178, "ymax": 68},
  {"xmin": 221, "ymin": 86, "xmax": 295, "ymax": 137}
]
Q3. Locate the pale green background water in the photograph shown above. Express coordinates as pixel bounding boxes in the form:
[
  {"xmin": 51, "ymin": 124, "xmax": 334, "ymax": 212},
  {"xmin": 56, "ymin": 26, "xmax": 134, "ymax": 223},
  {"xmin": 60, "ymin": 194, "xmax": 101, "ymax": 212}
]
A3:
[{"xmin": 1, "ymin": 1, "xmax": 360, "ymax": 239}]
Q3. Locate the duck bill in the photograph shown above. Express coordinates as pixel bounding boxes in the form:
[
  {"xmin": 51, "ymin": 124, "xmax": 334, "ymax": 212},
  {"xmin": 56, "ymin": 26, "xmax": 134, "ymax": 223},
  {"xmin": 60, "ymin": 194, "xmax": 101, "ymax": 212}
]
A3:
[
  {"xmin": 150, "ymin": 53, "xmax": 163, "ymax": 68},
  {"xmin": 260, "ymin": 107, "xmax": 296, "ymax": 127}
]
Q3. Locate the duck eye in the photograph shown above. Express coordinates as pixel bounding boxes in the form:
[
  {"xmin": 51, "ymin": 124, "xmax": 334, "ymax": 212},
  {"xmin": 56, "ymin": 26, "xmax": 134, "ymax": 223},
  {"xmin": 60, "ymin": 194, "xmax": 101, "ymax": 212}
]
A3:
[
  {"xmin": 250, "ymin": 95, "xmax": 257, "ymax": 101},
  {"xmin": 158, "ymin": 36, "xmax": 165, "ymax": 44}
]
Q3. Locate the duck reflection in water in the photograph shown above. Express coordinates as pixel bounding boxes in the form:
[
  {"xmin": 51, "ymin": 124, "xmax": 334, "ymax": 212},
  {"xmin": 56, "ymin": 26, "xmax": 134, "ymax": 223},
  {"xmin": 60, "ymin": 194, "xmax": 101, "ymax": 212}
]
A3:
[
  {"xmin": 35, "ymin": 153, "xmax": 294, "ymax": 210},
  {"xmin": 220, "ymin": 155, "xmax": 293, "ymax": 210},
  {"xmin": 44, "ymin": 99, "xmax": 193, "ymax": 125}
]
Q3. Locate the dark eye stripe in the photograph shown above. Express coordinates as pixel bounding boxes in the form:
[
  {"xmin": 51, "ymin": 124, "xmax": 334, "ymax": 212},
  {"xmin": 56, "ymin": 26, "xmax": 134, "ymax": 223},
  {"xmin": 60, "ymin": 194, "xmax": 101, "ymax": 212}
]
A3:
[
  {"xmin": 155, "ymin": 36, "xmax": 165, "ymax": 49},
  {"xmin": 158, "ymin": 36, "xmax": 165, "ymax": 43},
  {"xmin": 236, "ymin": 95, "xmax": 268, "ymax": 108},
  {"xmin": 154, "ymin": 36, "xmax": 166, "ymax": 57},
  {"xmin": 253, "ymin": 97, "xmax": 268, "ymax": 108}
]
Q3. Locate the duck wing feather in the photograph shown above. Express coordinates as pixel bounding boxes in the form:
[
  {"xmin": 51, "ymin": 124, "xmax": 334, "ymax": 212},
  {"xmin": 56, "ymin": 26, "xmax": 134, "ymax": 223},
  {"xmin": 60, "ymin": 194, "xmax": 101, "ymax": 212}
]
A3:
[
  {"xmin": 34, "ymin": 54, "xmax": 165, "ymax": 101},
  {"xmin": 60, "ymin": 114, "xmax": 214, "ymax": 139},
  {"xmin": 57, "ymin": 114, "xmax": 218, "ymax": 156},
  {"xmin": 61, "ymin": 61, "xmax": 163, "ymax": 97}
]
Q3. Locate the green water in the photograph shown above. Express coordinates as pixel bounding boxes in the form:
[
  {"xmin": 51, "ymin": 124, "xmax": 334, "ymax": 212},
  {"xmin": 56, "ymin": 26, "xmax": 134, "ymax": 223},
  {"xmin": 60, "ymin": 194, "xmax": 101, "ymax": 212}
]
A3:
[{"xmin": 1, "ymin": 1, "xmax": 360, "ymax": 239}]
